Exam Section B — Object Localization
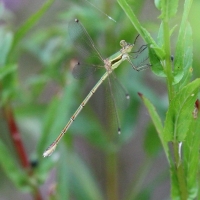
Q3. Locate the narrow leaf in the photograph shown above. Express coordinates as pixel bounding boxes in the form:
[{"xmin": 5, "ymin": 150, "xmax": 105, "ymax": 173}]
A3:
[
  {"xmin": 138, "ymin": 93, "xmax": 169, "ymax": 161},
  {"xmin": 174, "ymin": 23, "xmax": 193, "ymax": 87},
  {"xmin": 0, "ymin": 29, "xmax": 13, "ymax": 66},
  {"xmin": 160, "ymin": 0, "xmax": 179, "ymax": 20},
  {"xmin": 154, "ymin": 0, "xmax": 163, "ymax": 10},
  {"xmin": 149, "ymin": 47, "xmax": 165, "ymax": 77},
  {"xmin": 173, "ymin": 0, "xmax": 194, "ymax": 85},
  {"xmin": 138, "ymin": 93, "xmax": 163, "ymax": 134},
  {"xmin": 0, "ymin": 64, "xmax": 17, "ymax": 80},
  {"xmin": 0, "ymin": 140, "xmax": 30, "ymax": 191},
  {"xmin": 163, "ymin": 78, "xmax": 200, "ymax": 142},
  {"xmin": 143, "ymin": 123, "xmax": 162, "ymax": 157},
  {"xmin": 157, "ymin": 22, "xmax": 164, "ymax": 48},
  {"xmin": 183, "ymin": 109, "xmax": 200, "ymax": 199},
  {"xmin": 8, "ymin": 0, "xmax": 55, "ymax": 58}
]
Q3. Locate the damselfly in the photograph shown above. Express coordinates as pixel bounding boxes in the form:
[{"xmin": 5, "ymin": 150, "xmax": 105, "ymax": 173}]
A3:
[{"xmin": 43, "ymin": 19, "xmax": 149, "ymax": 157}]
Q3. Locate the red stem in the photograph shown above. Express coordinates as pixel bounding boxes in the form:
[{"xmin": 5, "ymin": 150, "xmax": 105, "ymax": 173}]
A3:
[
  {"xmin": 34, "ymin": 191, "xmax": 43, "ymax": 200},
  {"xmin": 4, "ymin": 105, "xmax": 43, "ymax": 200},
  {"xmin": 4, "ymin": 105, "xmax": 30, "ymax": 169}
]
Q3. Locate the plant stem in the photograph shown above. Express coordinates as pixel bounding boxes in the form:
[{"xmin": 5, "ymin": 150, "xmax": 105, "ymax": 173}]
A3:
[
  {"xmin": 4, "ymin": 104, "xmax": 30, "ymax": 169},
  {"xmin": 106, "ymin": 150, "xmax": 118, "ymax": 200},
  {"xmin": 163, "ymin": 19, "xmax": 188, "ymax": 200},
  {"xmin": 34, "ymin": 189, "xmax": 43, "ymax": 200},
  {"xmin": 4, "ymin": 104, "xmax": 43, "ymax": 200},
  {"xmin": 173, "ymin": 142, "xmax": 188, "ymax": 199}
]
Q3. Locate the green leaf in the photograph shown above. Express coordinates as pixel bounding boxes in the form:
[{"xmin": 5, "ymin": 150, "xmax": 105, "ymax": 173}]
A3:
[
  {"xmin": 0, "ymin": 64, "xmax": 18, "ymax": 106},
  {"xmin": 183, "ymin": 109, "xmax": 200, "ymax": 199},
  {"xmin": 149, "ymin": 47, "xmax": 165, "ymax": 77},
  {"xmin": 163, "ymin": 78, "xmax": 200, "ymax": 142},
  {"xmin": 160, "ymin": 0, "xmax": 179, "ymax": 20},
  {"xmin": 174, "ymin": 23, "xmax": 193, "ymax": 87},
  {"xmin": 153, "ymin": 21, "xmax": 177, "ymax": 78},
  {"xmin": 0, "ymin": 64, "xmax": 17, "ymax": 80},
  {"xmin": 141, "ymin": 27, "xmax": 165, "ymax": 59},
  {"xmin": 154, "ymin": 0, "xmax": 163, "ymax": 10},
  {"xmin": 141, "ymin": 26, "xmax": 165, "ymax": 77},
  {"xmin": 143, "ymin": 123, "xmax": 162, "ymax": 157},
  {"xmin": 157, "ymin": 22, "xmax": 164, "ymax": 48},
  {"xmin": 157, "ymin": 22, "xmax": 177, "ymax": 48},
  {"xmin": 138, "ymin": 93, "xmax": 163, "ymax": 135},
  {"xmin": 8, "ymin": 0, "xmax": 55, "ymax": 60},
  {"xmin": 139, "ymin": 93, "xmax": 169, "ymax": 160},
  {"xmin": 0, "ymin": 140, "xmax": 30, "ymax": 191},
  {"xmin": 0, "ymin": 29, "xmax": 13, "ymax": 66},
  {"xmin": 173, "ymin": 0, "xmax": 194, "ymax": 86}
]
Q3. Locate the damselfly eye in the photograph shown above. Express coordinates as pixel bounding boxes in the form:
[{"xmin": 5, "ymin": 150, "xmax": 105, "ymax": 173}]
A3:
[{"xmin": 120, "ymin": 40, "xmax": 127, "ymax": 47}]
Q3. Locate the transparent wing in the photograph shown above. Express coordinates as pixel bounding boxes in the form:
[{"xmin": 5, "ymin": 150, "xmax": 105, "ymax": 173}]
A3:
[
  {"xmin": 72, "ymin": 62, "xmax": 99, "ymax": 79},
  {"xmin": 103, "ymin": 72, "xmax": 130, "ymax": 134},
  {"xmin": 109, "ymin": 72, "xmax": 130, "ymax": 110},
  {"xmin": 68, "ymin": 19, "xmax": 104, "ymax": 78},
  {"xmin": 129, "ymin": 44, "xmax": 151, "ymax": 71}
]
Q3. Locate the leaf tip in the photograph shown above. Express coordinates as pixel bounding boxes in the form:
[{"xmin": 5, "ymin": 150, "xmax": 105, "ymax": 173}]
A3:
[{"xmin": 138, "ymin": 92, "xmax": 143, "ymax": 98}]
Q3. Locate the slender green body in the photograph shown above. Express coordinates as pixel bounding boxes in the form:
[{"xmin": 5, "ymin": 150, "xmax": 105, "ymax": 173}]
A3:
[
  {"xmin": 43, "ymin": 42, "xmax": 133, "ymax": 157},
  {"xmin": 43, "ymin": 19, "xmax": 150, "ymax": 157}
]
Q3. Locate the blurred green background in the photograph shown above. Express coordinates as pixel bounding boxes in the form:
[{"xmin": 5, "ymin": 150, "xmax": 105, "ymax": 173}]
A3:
[{"xmin": 0, "ymin": 0, "xmax": 199, "ymax": 199}]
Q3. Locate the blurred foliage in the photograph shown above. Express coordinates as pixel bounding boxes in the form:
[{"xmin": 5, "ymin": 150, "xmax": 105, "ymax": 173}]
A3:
[{"xmin": 0, "ymin": 0, "xmax": 200, "ymax": 200}]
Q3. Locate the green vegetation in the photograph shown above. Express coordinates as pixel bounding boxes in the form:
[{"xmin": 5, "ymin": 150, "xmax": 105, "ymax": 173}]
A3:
[{"xmin": 0, "ymin": 0, "xmax": 199, "ymax": 199}]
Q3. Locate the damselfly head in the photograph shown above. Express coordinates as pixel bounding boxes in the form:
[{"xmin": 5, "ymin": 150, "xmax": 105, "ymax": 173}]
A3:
[
  {"xmin": 120, "ymin": 40, "xmax": 126, "ymax": 47},
  {"xmin": 120, "ymin": 40, "xmax": 133, "ymax": 53},
  {"xmin": 120, "ymin": 40, "xmax": 131, "ymax": 48}
]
